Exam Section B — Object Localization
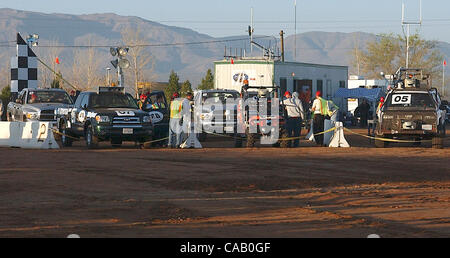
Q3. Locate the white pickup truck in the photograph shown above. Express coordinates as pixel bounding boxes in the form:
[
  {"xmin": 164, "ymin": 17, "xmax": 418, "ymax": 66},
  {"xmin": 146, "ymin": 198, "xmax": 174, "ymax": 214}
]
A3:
[{"xmin": 6, "ymin": 88, "xmax": 73, "ymax": 126}]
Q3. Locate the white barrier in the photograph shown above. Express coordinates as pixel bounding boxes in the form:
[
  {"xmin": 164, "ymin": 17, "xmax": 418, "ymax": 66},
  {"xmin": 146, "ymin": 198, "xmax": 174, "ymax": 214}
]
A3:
[
  {"xmin": 0, "ymin": 121, "xmax": 59, "ymax": 149},
  {"xmin": 305, "ymin": 120, "xmax": 350, "ymax": 147},
  {"xmin": 180, "ymin": 121, "xmax": 202, "ymax": 149},
  {"xmin": 328, "ymin": 122, "xmax": 350, "ymax": 148}
]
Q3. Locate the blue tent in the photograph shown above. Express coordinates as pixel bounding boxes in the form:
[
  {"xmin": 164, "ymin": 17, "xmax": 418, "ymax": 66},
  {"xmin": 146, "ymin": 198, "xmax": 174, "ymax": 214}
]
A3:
[{"xmin": 334, "ymin": 88, "xmax": 383, "ymax": 102}]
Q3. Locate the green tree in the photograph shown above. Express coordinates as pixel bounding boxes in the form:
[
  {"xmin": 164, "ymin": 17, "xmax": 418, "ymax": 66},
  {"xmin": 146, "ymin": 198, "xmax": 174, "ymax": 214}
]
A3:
[
  {"xmin": 197, "ymin": 69, "xmax": 214, "ymax": 90},
  {"xmin": 180, "ymin": 80, "xmax": 193, "ymax": 97},
  {"xmin": 51, "ymin": 72, "xmax": 62, "ymax": 89},
  {"xmin": 0, "ymin": 85, "xmax": 11, "ymax": 103},
  {"xmin": 0, "ymin": 86, "xmax": 11, "ymax": 120},
  {"xmin": 353, "ymin": 33, "xmax": 443, "ymax": 80},
  {"xmin": 164, "ymin": 70, "xmax": 180, "ymax": 102}
]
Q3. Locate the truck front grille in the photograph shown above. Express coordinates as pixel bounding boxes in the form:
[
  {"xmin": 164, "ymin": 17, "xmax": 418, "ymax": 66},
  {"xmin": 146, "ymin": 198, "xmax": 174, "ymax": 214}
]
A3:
[
  {"xmin": 112, "ymin": 116, "xmax": 142, "ymax": 128},
  {"xmin": 40, "ymin": 110, "xmax": 56, "ymax": 121}
]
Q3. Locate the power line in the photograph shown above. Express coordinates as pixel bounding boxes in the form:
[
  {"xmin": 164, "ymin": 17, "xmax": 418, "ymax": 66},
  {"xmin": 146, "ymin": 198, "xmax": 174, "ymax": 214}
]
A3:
[{"xmin": 21, "ymin": 36, "xmax": 271, "ymax": 48}]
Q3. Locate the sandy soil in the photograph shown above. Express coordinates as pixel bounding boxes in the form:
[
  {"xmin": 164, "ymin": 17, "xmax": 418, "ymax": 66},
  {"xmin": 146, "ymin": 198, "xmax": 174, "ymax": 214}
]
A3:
[{"xmin": 0, "ymin": 128, "xmax": 449, "ymax": 238}]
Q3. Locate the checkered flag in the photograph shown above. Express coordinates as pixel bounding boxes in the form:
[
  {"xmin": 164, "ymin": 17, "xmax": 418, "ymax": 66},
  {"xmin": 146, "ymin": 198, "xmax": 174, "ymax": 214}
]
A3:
[{"xmin": 10, "ymin": 33, "xmax": 38, "ymax": 98}]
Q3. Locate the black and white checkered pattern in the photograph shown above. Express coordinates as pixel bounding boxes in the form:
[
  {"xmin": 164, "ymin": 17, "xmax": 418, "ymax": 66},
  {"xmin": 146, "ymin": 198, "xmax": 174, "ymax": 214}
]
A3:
[{"xmin": 10, "ymin": 33, "xmax": 38, "ymax": 95}]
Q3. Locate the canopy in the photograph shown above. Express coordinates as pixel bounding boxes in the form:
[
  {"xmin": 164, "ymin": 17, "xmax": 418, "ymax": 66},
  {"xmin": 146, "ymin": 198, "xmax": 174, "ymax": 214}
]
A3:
[{"xmin": 334, "ymin": 88, "xmax": 383, "ymax": 102}]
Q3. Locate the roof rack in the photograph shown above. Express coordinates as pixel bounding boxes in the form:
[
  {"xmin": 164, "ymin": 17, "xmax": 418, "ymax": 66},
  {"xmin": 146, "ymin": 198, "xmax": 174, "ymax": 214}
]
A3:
[{"xmin": 98, "ymin": 86, "xmax": 125, "ymax": 93}]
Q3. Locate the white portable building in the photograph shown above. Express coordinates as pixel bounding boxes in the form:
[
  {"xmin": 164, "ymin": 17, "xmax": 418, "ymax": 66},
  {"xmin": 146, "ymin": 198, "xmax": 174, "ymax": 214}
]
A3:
[{"xmin": 214, "ymin": 59, "xmax": 348, "ymax": 108}]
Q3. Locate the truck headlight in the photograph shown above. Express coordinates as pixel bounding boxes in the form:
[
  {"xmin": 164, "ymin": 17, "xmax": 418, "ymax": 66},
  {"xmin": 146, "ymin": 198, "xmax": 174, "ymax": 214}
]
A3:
[
  {"xmin": 95, "ymin": 115, "xmax": 110, "ymax": 123},
  {"xmin": 143, "ymin": 116, "xmax": 151, "ymax": 123},
  {"xmin": 200, "ymin": 113, "xmax": 211, "ymax": 120},
  {"xmin": 25, "ymin": 111, "xmax": 39, "ymax": 120}
]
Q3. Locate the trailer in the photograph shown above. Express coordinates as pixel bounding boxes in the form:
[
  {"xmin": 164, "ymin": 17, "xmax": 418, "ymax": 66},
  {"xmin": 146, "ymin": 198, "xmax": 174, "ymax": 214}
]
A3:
[{"xmin": 214, "ymin": 59, "xmax": 348, "ymax": 110}]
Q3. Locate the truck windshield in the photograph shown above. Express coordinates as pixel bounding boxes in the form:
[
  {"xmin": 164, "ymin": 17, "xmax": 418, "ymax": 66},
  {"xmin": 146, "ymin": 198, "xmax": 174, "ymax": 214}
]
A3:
[
  {"xmin": 27, "ymin": 91, "xmax": 73, "ymax": 104},
  {"xmin": 200, "ymin": 92, "xmax": 238, "ymax": 104},
  {"xmin": 90, "ymin": 92, "xmax": 138, "ymax": 109},
  {"xmin": 384, "ymin": 92, "xmax": 436, "ymax": 110}
]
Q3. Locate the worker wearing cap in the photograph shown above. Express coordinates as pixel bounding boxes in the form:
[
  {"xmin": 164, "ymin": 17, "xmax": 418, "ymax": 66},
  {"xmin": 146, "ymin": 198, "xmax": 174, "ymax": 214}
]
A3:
[
  {"xmin": 376, "ymin": 96, "xmax": 385, "ymax": 121},
  {"xmin": 311, "ymin": 91, "xmax": 328, "ymax": 146},
  {"xmin": 138, "ymin": 94, "xmax": 147, "ymax": 110},
  {"xmin": 283, "ymin": 91, "xmax": 305, "ymax": 147},
  {"xmin": 168, "ymin": 92, "xmax": 183, "ymax": 148}
]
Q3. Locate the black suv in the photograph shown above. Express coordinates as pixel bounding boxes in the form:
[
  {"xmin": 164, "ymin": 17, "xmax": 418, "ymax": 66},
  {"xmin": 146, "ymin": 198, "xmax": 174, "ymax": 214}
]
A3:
[{"xmin": 58, "ymin": 87, "xmax": 153, "ymax": 148}]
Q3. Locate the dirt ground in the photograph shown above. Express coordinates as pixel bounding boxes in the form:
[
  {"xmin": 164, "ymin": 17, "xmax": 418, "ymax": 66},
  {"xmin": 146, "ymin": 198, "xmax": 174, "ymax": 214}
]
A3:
[{"xmin": 0, "ymin": 127, "xmax": 449, "ymax": 238}]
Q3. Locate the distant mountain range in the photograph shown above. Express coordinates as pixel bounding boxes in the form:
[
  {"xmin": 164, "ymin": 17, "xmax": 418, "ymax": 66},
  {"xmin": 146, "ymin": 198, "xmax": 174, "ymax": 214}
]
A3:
[{"xmin": 1, "ymin": 8, "xmax": 450, "ymax": 88}]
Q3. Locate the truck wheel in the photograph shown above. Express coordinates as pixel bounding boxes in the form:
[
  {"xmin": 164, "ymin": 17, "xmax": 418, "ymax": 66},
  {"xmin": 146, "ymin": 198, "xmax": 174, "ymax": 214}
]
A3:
[
  {"xmin": 432, "ymin": 137, "xmax": 443, "ymax": 149},
  {"xmin": 374, "ymin": 136, "xmax": 386, "ymax": 148},
  {"xmin": 59, "ymin": 122, "xmax": 73, "ymax": 147},
  {"xmin": 246, "ymin": 129, "xmax": 256, "ymax": 148},
  {"xmin": 279, "ymin": 128, "xmax": 290, "ymax": 148},
  {"xmin": 111, "ymin": 138, "xmax": 122, "ymax": 148},
  {"xmin": 85, "ymin": 124, "xmax": 98, "ymax": 149}
]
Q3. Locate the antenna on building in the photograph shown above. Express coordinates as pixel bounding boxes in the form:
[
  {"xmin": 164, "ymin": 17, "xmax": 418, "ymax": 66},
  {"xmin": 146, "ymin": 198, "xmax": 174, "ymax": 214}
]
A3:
[
  {"xmin": 402, "ymin": 0, "xmax": 422, "ymax": 68},
  {"xmin": 247, "ymin": 7, "xmax": 254, "ymax": 54}
]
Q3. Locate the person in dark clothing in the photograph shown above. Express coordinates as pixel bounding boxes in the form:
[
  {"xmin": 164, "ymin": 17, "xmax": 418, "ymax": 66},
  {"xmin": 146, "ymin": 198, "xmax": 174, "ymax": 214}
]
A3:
[
  {"xmin": 357, "ymin": 99, "xmax": 371, "ymax": 128},
  {"xmin": 311, "ymin": 91, "xmax": 327, "ymax": 146}
]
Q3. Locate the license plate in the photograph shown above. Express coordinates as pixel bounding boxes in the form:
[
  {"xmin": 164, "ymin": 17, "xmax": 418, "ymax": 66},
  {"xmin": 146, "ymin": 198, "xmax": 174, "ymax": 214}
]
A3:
[{"xmin": 123, "ymin": 128, "xmax": 133, "ymax": 134}]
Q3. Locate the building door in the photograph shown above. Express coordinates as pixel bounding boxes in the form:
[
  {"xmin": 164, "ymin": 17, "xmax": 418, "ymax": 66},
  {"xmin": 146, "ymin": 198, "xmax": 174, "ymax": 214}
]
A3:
[
  {"xmin": 296, "ymin": 79, "xmax": 312, "ymax": 106},
  {"xmin": 280, "ymin": 78, "xmax": 287, "ymax": 97}
]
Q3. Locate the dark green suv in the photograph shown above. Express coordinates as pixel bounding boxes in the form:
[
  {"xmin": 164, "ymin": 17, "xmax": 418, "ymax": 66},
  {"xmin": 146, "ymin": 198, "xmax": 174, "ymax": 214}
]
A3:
[{"xmin": 58, "ymin": 87, "xmax": 153, "ymax": 148}]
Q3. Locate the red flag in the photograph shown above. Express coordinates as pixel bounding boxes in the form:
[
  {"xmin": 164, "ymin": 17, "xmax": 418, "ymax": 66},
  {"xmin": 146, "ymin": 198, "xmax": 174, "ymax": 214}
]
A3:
[
  {"xmin": 444, "ymin": 60, "xmax": 447, "ymax": 66},
  {"xmin": 55, "ymin": 57, "xmax": 60, "ymax": 64}
]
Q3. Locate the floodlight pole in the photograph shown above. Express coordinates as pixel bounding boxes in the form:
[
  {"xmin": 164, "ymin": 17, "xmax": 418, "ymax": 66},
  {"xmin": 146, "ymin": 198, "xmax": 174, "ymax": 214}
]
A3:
[{"xmin": 402, "ymin": 1, "xmax": 422, "ymax": 68}]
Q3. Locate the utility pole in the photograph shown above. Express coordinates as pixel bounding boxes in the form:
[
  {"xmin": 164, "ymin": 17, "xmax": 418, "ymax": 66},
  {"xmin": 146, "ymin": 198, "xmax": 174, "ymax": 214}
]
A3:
[
  {"xmin": 402, "ymin": 0, "xmax": 422, "ymax": 68},
  {"xmin": 250, "ymin": 7, "xmax": 254, "ymax": 53},
  {"xmin": 280, "ymin": 30, "xmax": 285, "ymax": 62},
  {"xmin": 294, "ymin": 0, "xmax": 297, "ymax": 60}
]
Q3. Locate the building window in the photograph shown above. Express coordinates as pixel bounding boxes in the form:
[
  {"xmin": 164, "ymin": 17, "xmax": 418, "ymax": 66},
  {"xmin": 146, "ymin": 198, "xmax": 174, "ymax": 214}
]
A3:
[
  {"xmin": 326, "ymin": 79, "xmax": 332, "ymax": 99},
  {"xmin": 316, "ymin": 80, "xmax": 323, "ymax": 95},
  {"xmin": 339, "ymin": 80, "xmax": 346, "ymax": 88}
]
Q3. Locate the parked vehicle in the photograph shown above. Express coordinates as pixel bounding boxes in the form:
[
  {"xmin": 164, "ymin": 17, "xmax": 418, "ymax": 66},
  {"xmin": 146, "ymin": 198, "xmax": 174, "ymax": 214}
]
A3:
[
  {"xmin": 234, "ymin": 86, "xmax": 289, "ymax": 148},
  {"xmin": 141, "ymin": 90, "xmax": 169, "ymax": 146},
  {"xmin": 375, "ymin": 68, "xmax": 446, "ymax": 148},
  {"xmin": 194, "ymin": 89, "xmax": 240, "ymax": 141},
  {"xmin": 57, "ymin": 86, "xmax": 153, "ymax": 148},
  {"xmin": 6, "ymin": 88, "xmax": 73, "ymax": 127}
]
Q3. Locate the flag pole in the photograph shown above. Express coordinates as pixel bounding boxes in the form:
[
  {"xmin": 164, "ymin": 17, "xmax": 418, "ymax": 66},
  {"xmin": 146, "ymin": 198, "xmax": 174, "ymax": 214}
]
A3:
[{"xmin": 443, "ymin": 60, "xmax": 446, "ymax": 97}]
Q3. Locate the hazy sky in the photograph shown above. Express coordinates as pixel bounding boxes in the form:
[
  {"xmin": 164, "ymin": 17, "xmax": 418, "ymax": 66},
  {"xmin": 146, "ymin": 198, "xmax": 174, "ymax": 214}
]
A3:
[{"xmin": 4, "ymin": 0, "xmax": 450, "ymax": 42}]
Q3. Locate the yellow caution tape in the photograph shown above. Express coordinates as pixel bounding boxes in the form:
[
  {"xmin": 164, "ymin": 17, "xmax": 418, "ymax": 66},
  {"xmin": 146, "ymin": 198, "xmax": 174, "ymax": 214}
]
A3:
[
  {"xmin": 342, "ymin": 127, "xmax": 433, "ymax": 143},
  {"xmin": 143, "ymin": 137, "xmax": 169, "ymax": 145},
  {"xmin": 51, "ymin": 129, "xmax": 80, "ymax": 141}
]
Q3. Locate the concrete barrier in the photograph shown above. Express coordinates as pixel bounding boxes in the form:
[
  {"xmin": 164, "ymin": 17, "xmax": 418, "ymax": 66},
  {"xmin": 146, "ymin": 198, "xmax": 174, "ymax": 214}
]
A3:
[{"xmin": 0, "ymin": 121, "xmax": 59, "ymax": 149}]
